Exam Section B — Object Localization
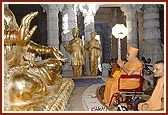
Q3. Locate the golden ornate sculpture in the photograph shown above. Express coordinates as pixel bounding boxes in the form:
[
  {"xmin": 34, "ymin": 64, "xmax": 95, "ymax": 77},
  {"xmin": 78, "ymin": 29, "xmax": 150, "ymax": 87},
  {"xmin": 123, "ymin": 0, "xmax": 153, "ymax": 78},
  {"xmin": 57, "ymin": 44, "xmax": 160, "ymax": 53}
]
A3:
[
  {"xmin": 4, "ymin": 6, "xmax": 74, "ymax": 111},
  {"xmin": 85, "ymin": 32, "xmax": 101, "ymax": 76},
  {"xmin": 64, "ymin": 27, "xmax": 85, "ymax": 77}
]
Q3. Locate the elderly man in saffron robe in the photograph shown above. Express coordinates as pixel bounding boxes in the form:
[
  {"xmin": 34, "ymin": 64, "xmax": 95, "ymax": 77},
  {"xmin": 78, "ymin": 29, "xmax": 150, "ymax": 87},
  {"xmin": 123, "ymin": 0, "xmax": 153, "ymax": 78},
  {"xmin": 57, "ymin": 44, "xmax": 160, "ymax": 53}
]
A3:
[
  {"xmin": 102, "ymin": 47, "xmax": 143, "ymax": 107},
  {"xmin": 138, "ymin": 61, "xmax": 164, "ymax": 111}
]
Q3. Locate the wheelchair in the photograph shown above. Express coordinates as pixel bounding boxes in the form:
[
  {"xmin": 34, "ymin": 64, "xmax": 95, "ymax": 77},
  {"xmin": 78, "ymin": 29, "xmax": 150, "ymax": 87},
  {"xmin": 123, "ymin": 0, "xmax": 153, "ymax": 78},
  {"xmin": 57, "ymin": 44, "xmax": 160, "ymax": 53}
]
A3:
[
  {"xmin": 107, "ymin": 74, "xmax": 151, "ymax": 111},
  {"xmin": 96, "ymin": 64, "xmax": 154, "ymax": 111}
]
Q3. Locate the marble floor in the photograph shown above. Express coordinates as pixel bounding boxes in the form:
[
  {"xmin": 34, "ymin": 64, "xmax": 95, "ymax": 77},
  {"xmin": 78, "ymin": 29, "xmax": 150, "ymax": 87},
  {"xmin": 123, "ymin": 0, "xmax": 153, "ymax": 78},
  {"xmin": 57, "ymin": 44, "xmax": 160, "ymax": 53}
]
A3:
[
  {"xmin": 64, "ymin": 76, "xmax": 108, "ymax": 112},
  {"xmin": 63, "ymin": 76, "xmax": 152, "ymax": 112}
]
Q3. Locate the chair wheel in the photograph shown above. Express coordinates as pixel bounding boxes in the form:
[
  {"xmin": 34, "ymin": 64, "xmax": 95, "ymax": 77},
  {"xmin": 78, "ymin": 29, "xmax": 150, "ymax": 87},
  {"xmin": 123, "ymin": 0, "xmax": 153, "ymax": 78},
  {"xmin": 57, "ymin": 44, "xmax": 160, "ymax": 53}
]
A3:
[
  {"xmin": 133, "ymin": 98, "xmax": 146, "ymax": 111},
  {"xmin": 117, "ymin": 105, "xmax": 128, "ymax": 111}
]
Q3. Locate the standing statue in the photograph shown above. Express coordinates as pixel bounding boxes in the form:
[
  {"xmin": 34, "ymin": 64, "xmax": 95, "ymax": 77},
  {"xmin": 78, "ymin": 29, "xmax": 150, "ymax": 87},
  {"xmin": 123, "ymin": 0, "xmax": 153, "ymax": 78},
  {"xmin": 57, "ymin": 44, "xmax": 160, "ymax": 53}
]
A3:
[
  {"xmin": 85, "ymin": 32, "xmax": 101, "ymax": 76},
  {"xmin": 64, "ymin": 27, "xmax": 85, "ymax": 77},
  {"xmin": 4, "ymin": 6, "xmax": 74, "ymax": 111}
]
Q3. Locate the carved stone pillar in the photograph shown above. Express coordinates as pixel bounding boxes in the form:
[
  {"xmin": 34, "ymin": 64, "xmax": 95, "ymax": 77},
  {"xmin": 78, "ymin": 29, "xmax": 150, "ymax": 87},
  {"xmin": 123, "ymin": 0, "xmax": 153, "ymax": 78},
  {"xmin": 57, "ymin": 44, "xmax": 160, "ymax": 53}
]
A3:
[
  {"xmin": 137, "ymin": 10, "xmax": 144, "ymax": 58},
  {"xmin": 79, "ymin": 4, "xmax": 99, "ymax": 76},
  {"xmin": 41, "ymin": 4, "xmax": 63, "ymax": 48},
  {"xmin": 142, "ymin": 4, "xmax": 163, "ymax": 64},
  {"xmin": 121, "ymin": 4, "xmax": 142, "ymax": 48},
  {"xmin": 61, "ymin": 4, "xmax": 78, "ymax": 77}
]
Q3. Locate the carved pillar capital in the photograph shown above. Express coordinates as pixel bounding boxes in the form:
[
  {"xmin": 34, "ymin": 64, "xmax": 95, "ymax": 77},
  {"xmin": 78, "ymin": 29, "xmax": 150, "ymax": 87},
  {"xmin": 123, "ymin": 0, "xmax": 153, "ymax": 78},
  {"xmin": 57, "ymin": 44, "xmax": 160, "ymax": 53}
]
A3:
[
  {"xmin": 61, "ymin": 4, "xmax": 74, "ymax": 15},
  {"xmin": 77, "ymin": 4, "xmax": 99, "ymax": 17},
  {"xmin": 121, "ymin": 4, "xmax": 143, "ymax": 14},
  {"xmin": 41, "ymin": 4, "xmax": 64, "ymax": 14}
]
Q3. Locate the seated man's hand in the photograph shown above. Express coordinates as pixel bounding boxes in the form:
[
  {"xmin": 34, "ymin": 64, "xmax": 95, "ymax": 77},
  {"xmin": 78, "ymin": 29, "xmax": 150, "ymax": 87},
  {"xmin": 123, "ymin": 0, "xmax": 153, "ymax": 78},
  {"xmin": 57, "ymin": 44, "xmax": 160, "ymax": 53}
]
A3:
[{"xmin": 117, "ymin": 60, "xmax": 124, "ymax": 68}]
